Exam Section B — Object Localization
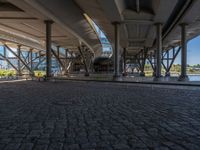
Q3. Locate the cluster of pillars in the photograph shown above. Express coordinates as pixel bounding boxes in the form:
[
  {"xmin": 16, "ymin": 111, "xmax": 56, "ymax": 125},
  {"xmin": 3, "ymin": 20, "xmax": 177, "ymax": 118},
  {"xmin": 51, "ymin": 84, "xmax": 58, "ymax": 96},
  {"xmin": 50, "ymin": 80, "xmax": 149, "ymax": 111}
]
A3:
[{"xmin": 112, "ymin": 22, "xmax": 189, "ymax": 81}]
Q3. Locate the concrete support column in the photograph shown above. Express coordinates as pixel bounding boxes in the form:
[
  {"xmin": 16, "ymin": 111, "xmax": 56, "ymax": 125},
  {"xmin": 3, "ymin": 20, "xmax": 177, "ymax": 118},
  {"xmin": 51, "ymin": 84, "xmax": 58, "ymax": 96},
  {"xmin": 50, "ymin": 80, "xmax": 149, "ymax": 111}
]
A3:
[
  {"xmin": 113, "ymin": 22, "xmax": 121, "ymax": 80},
  {"xmin": 165, "ymin": 50, "xmax": 170, "ymax": 77},
  {"xmin": 17, "ymin": 45, "xmax": 22, "ymax": 76},
  {"xmin": 35, "ymin": 53, "xmax": 38, "ymax": 59},
  {"xmin": 3, "ymin": 46, "xmax": 6, "ymax": 58},
  {"xmin": 140, "ymin": 48, "xmax": 147, "ymax": 77},
  {"xmin": 39, "ymin": 51, "xmax": 41, "ymax": 62},
  {"xmin": 65, "ymin": 49, "xmax": 68, "ymax": 59},
  {"xmin": 179, "ymin": 23, "xmax": 188, "ymax": 81},
  {"xmin": 155, "ymin": 23, "xmax": 162, "ymax": 78},
  {"xmin": 45, "ymin": 20, "xmax": 53, "ymax": 78},
  {"xmin": 123, "ymin": 48, "xmax": 127, "ymax": 76},
  {"xmin": 56, "ymin": 46, "xmax": 61, "ymax": 72},
  {"xmin": 78, "ymin": 47, "xmax": 90, "ymax": 76},
  {"xmin": 30, "ymin": 49, "xmax": 33, "ymax": 71},
  {"xmin": 3, "ymin": 46, "xmax": 7, "ymax": 69},
  {"xmin": 64, "ymin": 49, "xmax": 69, "ymax": 75},
  {"xmin": 57, "ymin": 46, "xmax": 60, "ymax": 58}
]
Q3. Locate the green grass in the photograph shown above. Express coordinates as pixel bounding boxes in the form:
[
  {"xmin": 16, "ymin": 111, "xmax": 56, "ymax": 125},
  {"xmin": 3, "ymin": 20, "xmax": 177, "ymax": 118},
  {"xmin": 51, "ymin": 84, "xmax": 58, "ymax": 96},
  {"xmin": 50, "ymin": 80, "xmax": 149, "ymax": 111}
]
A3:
[
  {"xmin": 0, "ymin": 70, "xmax": 16, "ymax": 77},
  {"xmin": 34, "ymin": 70, "xmax": 46, "ymax": 78}
]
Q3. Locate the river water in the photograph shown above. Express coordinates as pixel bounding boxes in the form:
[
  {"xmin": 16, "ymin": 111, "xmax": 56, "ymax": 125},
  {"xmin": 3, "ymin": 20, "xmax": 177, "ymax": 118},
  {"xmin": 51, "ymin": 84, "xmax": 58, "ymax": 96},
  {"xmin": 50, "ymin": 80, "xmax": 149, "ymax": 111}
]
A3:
[{"xmin": 188, "ymin": 75, "xmax": 200, "ymax": 81}]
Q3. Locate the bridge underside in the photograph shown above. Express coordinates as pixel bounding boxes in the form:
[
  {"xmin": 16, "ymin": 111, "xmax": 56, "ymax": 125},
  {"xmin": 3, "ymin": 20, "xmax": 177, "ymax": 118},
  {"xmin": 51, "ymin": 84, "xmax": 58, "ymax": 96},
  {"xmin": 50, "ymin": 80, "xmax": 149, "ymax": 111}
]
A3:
[{"xmin": 0, "ymin": 0, "xmax": 200, "ymax": 81}]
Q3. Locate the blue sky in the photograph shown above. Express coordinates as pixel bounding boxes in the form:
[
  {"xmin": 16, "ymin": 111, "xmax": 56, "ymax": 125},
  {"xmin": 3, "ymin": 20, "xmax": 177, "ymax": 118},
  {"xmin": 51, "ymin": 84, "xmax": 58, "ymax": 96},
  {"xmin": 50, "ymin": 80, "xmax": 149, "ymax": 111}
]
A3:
[{"xmin": 174, "ymin": 35, "xmax": 200, "ymax": 65}]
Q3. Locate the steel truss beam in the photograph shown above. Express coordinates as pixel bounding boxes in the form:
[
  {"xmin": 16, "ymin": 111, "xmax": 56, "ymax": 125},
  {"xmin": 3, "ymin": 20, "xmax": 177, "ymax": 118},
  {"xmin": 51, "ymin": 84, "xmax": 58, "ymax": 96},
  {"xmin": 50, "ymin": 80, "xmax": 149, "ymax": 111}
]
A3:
[
  {"xmin": 17, "ymin": 45, "xmax": 21, "ymax": 75},
  {"xmin": 51, "ymin": 48, "xmax": 66, "ymax": 72},
  {"xmin": 20, "ymin": 55, "xmax": 41, "ymax": 71},
  {"xmin": 20, "ymin": 51, "xmax": 29, "ymax": 64},
  {"xmin": 67, "ymin": 51, "xmax": 82, "ymax": 73},
  {"xmin": 147, "ymin": 52, "xmax": 156, "ymax": 76},
  {"xmin": 122, "ymin": 48, "xmax": 127, "ymax": 76},
  {"xmin": 51, "ymin": 48, "xmax": 78, "ymax": 75},
  {"xmin": 64, "ymin": 50, "xmax": 74, "ymax": 74},
  {"xmin": 78, "ymin": 46, "xmax": 93, "ymax": 76},
  {"xmin": 0, "ymin": 45, "xmax": 40, "ymax": 74},
  {"xmin": 4, "ymin": 44, "xmax": 33, "ymax": 74},
  {"xmin": 162, "ymin": 46, "xmax": 181, "ymax": 76},
  {"xmin": 0, "ymin": 53, "xmax": 18, "ymax": 71},
  {"xmin": 34, "ymin": 57, "xmax": 46, "ymax": 70},
  {"xmin": 135, "ymin": 48, "xmax": 148, "ymax": 76}
]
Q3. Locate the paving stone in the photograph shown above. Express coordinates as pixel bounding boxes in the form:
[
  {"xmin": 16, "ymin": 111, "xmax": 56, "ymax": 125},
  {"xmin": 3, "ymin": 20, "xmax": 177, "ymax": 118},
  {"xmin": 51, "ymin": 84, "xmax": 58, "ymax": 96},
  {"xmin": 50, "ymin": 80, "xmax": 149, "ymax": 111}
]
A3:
[
  {"xmin": 0, "ymin": 138, "xmax": 12, "ymax": 144},
  {"xmin": 19, "ymin": 143, "xmax": 34, "ymax": 150},
  {"xmin": 63, "ymin": 143, "xmax": 80, "ymax": 150},
  {"xmin": 113, "ymin": 143, "xmax": 131, "ymax": 150},
  {"xmin": 32, "ymin": 144, "xmax": 49, "ymax": 150},
  {"xmin": 0, "ymin": 81, "xmax": 200, "ymax": 149},
  {"xmin": 0, "ymin": 144, "xmax": 6, "ymax": 150},
  {"xmin": 48, "ymin": 142, "xmax": 63, "ymax": 150},
  {"xmin": 3, "ymin": 143, "xmax": 21, "ymax": 150}
]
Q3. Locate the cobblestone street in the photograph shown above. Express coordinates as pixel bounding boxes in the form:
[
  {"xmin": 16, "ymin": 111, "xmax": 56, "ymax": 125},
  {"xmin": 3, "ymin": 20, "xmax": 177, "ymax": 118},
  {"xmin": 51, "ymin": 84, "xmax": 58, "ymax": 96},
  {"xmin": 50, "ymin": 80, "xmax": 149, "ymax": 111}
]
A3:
[{"xmin": 0, "ymin": 81, "xmax": 200, "ymax": 150}]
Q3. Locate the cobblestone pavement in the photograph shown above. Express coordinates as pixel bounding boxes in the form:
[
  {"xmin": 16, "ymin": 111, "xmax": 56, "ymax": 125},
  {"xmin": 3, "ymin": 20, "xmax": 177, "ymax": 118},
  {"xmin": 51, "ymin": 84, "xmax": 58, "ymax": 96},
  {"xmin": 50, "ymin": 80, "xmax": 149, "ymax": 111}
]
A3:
[{"xmin": 0, "ymin": 81, "xmax": 200, "ymax": 150}]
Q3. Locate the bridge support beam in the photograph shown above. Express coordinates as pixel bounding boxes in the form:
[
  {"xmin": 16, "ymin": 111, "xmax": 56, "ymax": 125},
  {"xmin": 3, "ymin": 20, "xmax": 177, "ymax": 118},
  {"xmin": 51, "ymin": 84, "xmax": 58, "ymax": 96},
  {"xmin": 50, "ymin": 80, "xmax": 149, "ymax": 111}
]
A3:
[
  {"xmin": 3, "ymin": 46, "xmax": 7, "ymax": 69},
  {"xmin": 165, "ymin": 50, "xmax": 170, "ymax": 77},
  {"xmin": 147, "ymin": 52, "xmax": 156, "ymax": 76},
  {"xmin": 162, "ymin": 47, "xmax": 181, "ymax": 77},
  {"xmin": 34, "ymin": 56, "xmax": 46, "ymax": 70},
  {"xmin": 122, "ymin": 48, "xmax": 127, "ymax": 76},
  {"xmin": 179, "ymin": 23, "xmax": 189, "ymax": 81},
  {"xmin": 51, "ymin": 48, "xmax": 66, "ymax": 74},
  {"xmin": 140, "ymin": 48, "xmax": 148, "ymax": 77},
  {"xmin": 57, "ymin": 46, "xmax": 60, "ymax": 58},
  {"xmin": 56, "ymin": 46, "xmax": 61, "ymax": 72},
  {"xmin": 30, "ymin": 49, "xmax": 33, "ymax": 72},
  {"xmin": 155, "ymin": 23, "xmax": 162, "ymax": 79},
  {"xmin": 65, "ymin": 49, "xmax": 69, "ymax": 75},
  {"xmin": 4, "ymin": 44, "xmax": 32, "ymax": 74},
  {"xmin": 78, "ymin": 46, "xmax": 90, "ymax": 76},
  {"xmin": 17, "ymin": 45, "xmax": 22, "ymax": 76},
  {"xmin": 39, "ymin": 51, "xmax": 41, "ymax": 62},
  {"xmin": 64, "ymin": 49, "xmax": 74, "ymax": 75},
  {"xmin": 113, "ymin": 22, "xmax": 121, "ymax": 81},
  {"xmin": 0, "ymin": 53, "xmax": 18, "ymax": 71},
  {"xmin": 45, "ymin": 20, "xmax": 53, "ymax": 78}
]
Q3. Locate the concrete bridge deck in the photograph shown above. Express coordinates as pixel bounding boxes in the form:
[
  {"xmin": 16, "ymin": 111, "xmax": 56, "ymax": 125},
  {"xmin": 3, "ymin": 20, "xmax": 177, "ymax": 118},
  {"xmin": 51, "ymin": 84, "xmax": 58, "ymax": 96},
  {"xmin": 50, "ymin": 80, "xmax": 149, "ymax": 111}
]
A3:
[{"xmin": 0, "ymin": 81, "xmax": 200, "ymax": 150}]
